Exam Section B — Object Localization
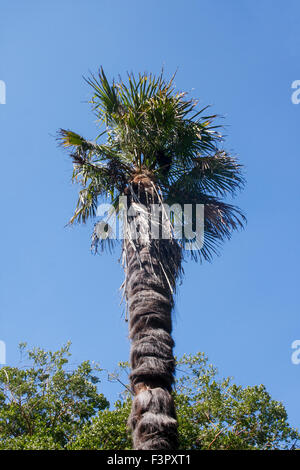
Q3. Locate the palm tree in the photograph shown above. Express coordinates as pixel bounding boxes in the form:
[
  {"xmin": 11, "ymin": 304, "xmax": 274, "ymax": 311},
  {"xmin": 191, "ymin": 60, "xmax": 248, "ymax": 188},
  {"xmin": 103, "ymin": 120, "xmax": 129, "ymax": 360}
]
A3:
[{"xmin": 58, "ymin": 69, "xmax": 245, "ymax": 450}]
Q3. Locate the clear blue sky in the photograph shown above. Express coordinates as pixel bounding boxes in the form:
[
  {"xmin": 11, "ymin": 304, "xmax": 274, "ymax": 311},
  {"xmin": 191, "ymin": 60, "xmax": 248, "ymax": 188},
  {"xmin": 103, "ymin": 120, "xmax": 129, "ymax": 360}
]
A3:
[{"xmin": 1, "ymin": 0, "xmax": 300, "ymax": 429}]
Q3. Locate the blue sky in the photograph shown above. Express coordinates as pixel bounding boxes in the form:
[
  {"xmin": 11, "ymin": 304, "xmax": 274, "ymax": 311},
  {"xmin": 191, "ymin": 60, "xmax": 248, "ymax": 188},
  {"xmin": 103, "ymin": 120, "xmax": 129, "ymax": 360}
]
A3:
[{"xmin": 1, "ymin": 0, "xmax": 300, "ymax": 429}]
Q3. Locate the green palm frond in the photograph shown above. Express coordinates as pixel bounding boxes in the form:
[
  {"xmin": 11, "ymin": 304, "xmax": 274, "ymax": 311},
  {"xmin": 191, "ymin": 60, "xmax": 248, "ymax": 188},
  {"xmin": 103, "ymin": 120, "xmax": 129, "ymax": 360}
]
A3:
[
  {"xmin": 57, "ymin": 129, "xmax": 132, "ymax": 225},
  {"xmin": 85, "ymin": 68, "xmax": 121, "ymax": 123},
  {"xmin": 166, "ymin": 151, "xmax": 245, "ymax": 198},
  {"xmin": 58, "ymin": 129, "xmax": 127, "ymax": 163}
]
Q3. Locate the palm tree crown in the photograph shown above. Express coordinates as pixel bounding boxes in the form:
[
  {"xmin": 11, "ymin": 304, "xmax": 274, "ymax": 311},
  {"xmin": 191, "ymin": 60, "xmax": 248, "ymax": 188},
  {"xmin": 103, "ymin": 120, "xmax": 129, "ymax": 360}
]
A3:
[{"xmin": 58, "ymin": 68, "xmax": 245, "ymax": 261}]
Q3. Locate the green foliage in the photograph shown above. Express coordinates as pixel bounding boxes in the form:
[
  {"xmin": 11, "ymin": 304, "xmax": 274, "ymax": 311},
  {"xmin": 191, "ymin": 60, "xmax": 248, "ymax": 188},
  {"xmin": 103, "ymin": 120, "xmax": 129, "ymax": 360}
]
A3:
[
  {"xmin": 69, "ymin": 400, "xmax": 132, "ymax": 450},
  {"xmin": 58, "ymin": 68, "xmax": 246, "ymax": 261},
  {"xmin": 175, "ymin": 353, "xmax": 299, "ymax": 450},
  {"xmin": 0, "ymin": 345, "xmax": 297, "ymax": 450},
  {"xmin": 0, "ymin": 342, "xmax": 109, "ymax": 450}
]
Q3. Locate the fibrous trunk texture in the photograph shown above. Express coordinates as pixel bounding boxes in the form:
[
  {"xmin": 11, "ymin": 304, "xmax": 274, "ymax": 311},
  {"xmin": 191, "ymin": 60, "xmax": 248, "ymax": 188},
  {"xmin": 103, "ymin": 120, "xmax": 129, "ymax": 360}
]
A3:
[
  {"xmin": 123, "ymin": 174, "xmax": 182, "ymax": 449},
  {"xmin": 126, "ymin": 240, "xmax": 179, "ymax": 450}
]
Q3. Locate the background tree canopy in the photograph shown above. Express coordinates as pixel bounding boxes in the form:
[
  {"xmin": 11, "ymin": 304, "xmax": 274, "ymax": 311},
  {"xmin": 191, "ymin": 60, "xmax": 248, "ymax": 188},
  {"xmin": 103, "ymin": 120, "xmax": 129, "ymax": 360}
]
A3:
[{"xmin": 0, "ymin": 344, "xmax": 298, "ymax": 450}]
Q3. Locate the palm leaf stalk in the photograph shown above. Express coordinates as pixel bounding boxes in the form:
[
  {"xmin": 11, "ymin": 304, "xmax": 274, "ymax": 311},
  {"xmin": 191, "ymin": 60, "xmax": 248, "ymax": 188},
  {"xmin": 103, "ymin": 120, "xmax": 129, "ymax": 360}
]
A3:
[{"xmin": 58, "ymin": 68, "xmax": 246, "ymax": 450}]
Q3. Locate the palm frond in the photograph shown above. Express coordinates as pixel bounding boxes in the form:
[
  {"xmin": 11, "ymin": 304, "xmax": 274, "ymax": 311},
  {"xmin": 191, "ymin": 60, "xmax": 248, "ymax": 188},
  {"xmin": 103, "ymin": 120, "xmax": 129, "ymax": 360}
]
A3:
[
  {"xmin": 85, "ymin": 68, "xmax": 122, "ymax": 124},
  {"xmin": 165, "ymin": 187, "xmax": 246, "ymax": 262},
  {"xmin": 166, "ymin": 151, "xmax": 245, "ymax": 198}
]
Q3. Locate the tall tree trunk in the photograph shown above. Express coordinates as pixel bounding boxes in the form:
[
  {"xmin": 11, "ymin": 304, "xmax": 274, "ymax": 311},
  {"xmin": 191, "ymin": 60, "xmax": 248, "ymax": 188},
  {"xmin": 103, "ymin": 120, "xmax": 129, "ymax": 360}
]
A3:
[
  {"xmin": 126, "ymin": 240, "xmax": 179, "ymax": 449},
  {"xmin": 123, "ymin": 174, "xmax": 182, "ymax": 449}
]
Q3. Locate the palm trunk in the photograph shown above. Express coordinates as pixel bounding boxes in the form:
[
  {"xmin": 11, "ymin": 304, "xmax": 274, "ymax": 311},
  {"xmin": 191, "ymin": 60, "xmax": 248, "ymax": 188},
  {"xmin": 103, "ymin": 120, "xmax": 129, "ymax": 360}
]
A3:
[{"xmin": 124, "ymin": 177, "xmax": 181, "ymax": 450}]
